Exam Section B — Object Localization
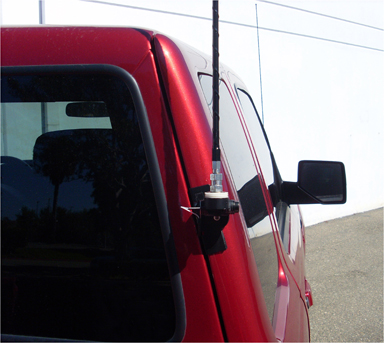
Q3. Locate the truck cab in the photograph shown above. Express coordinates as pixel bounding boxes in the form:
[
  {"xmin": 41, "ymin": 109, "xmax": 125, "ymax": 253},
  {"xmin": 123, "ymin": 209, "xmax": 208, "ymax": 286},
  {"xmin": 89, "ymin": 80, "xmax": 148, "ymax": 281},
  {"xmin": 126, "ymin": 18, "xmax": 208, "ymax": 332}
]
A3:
[{"xmin": 1, "ymin": 27, "xmax": 346, "ymax": 342}]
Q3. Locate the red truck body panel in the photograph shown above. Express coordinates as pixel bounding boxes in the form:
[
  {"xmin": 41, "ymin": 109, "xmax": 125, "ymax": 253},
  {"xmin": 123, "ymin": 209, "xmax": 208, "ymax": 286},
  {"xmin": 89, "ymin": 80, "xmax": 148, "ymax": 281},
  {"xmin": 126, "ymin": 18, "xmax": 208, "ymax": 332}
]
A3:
[{"xmin": 1, "ymin": 26, "xmax": 312, "ymax": 342}]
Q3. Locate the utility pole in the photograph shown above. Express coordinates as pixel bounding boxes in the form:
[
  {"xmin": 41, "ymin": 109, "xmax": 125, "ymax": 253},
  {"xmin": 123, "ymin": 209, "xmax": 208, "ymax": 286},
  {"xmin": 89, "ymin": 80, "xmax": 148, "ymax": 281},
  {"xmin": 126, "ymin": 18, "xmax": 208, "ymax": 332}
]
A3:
[
  {"xmin": 39, "ymin": 0, "xmax": 45, "ymax": 24},
  {"xmin": 39, "ymin": 0, "xmax": 48, "ymax": 134}
]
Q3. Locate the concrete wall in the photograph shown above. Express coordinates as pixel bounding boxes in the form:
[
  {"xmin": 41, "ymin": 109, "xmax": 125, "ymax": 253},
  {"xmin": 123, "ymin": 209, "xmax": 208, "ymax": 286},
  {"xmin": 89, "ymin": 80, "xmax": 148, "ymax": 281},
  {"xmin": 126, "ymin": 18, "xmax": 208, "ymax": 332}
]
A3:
[{"xmin": 2, "ymin": 0, "xmax": 383, "ymax": 225}]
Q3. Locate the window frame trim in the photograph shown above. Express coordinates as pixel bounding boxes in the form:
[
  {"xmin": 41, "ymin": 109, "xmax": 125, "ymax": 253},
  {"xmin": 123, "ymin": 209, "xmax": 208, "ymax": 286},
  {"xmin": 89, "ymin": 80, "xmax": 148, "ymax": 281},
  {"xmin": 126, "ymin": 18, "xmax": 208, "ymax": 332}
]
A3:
[{"xmin": 1, "ymin": 64, "xmax": 186, "ymax": 342}]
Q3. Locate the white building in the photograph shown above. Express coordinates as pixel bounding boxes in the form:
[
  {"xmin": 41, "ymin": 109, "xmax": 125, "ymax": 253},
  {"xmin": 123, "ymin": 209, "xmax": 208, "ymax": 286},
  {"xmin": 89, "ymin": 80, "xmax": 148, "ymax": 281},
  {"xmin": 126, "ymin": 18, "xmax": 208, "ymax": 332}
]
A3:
[{"xmin": 1, "ymin": 0, "xmax": 383, "ymax": 225}]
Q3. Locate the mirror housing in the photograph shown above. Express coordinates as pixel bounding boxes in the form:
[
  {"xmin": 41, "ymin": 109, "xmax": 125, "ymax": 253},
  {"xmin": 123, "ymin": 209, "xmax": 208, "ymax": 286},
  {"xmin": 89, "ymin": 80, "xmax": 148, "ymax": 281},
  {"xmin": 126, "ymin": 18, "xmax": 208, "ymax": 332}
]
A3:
[{"xmin": 281, "ymin": 160, "xmax": 346, "ymax": 205}]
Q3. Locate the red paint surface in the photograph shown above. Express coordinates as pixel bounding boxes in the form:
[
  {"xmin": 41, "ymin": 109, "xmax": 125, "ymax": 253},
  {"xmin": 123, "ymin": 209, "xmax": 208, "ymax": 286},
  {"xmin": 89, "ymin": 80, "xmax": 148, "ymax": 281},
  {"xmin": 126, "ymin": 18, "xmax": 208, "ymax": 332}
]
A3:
[{"xmin": 1, "ymin": 26, "xmax": 310, "ymax": 342}]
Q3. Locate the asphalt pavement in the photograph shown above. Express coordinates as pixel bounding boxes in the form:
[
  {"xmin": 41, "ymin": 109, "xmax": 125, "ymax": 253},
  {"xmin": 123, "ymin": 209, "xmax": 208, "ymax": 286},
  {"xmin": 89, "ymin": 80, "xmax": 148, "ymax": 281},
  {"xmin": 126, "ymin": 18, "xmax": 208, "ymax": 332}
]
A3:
[{"xmin": 305, "ymin": 207, "xmax": 383, "ymax": 342}]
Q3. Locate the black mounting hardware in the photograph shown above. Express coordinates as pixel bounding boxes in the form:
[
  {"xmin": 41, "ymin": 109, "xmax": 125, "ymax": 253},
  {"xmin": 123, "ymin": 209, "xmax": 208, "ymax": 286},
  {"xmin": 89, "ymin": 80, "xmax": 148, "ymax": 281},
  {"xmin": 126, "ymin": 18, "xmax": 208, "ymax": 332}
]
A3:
[
  {"xmin": 202, "ymin": 192, "xmax": 239, "ymax": 218},
  {"xmin": 189, "ymin": 185, "xmax": 239, "ymax": 255},
  {"xmin": 200, "ymin": 191, "xmax": 239, "ymax": 255}
]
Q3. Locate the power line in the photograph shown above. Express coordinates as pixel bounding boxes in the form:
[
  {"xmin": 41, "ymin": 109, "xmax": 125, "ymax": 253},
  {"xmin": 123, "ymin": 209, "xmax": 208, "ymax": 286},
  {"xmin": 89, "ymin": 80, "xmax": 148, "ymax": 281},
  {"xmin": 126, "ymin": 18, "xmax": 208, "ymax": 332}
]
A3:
[
  {"xmin": 257, "ymin": 0, "xmax": 384, "ymax": 32},
  {"xmin": 80, "ymin": 0, "xmax": 211, "ymax": 21},
  {"xmin": 80, "ymin": 0, "xmax": 384, "ymax": 52},
  {"xmin": 254, "ymin": 26, "xmax": 384, "ymax": 52},
  {"xmin": 219, "ymin": 19, "xmax": 384, "ymax": 52}
]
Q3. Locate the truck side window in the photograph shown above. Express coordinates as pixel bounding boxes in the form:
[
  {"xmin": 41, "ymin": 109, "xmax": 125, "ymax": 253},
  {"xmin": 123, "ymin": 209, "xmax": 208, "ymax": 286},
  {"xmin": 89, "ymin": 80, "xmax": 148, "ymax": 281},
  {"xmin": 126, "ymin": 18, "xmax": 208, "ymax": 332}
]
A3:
[
  {"xmin": 199, "ymin": 74, "xmax": 278, "ymax": 323},
  {"xmin": 236, "ymin": 89, "xmax": 274, "ymax": 187},
  {"xmin": 236, "ymin": 89, "xmax": 291, "ymax": 253},
  {"xmin": 1, "ymin": 70, "xmax": 176, "ymax": 342}
]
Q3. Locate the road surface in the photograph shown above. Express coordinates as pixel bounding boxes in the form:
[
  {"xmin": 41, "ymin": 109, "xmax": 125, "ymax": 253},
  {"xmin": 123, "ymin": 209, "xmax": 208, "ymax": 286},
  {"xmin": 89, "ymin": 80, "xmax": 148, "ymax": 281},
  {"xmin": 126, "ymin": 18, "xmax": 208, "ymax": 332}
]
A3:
[{"xmin": 305, "ymin": 207, "xmax": 383, "ymax": 342}]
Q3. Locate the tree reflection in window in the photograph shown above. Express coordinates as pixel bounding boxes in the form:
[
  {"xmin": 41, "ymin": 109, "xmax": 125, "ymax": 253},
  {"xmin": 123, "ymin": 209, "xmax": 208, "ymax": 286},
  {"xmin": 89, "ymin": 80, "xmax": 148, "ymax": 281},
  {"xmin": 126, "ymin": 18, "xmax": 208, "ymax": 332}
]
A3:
[{"xmin": 1, "ymin": 71, "xmax": 175, "ymax": 341}]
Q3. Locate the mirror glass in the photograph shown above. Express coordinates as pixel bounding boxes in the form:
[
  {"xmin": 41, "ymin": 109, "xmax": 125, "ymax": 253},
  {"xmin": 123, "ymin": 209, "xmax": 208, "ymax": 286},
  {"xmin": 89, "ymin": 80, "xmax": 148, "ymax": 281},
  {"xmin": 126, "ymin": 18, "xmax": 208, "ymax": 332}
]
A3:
[
  {"xmin": 298, "ymin": 161, "xmax": 346, "ymax": 203},
  {"xmin": 66, "ymin": 101, "xmax": 108, "ymax": 117}
]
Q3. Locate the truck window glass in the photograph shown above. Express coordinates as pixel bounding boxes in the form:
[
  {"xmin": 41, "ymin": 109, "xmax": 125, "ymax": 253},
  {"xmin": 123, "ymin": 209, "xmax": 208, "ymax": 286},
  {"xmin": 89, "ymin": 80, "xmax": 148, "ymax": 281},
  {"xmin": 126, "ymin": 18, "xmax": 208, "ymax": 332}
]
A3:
[
  {"xmin": 236, "ymin": 89, "xmax": 291, "ymax": 252},
  {"xmin": 236, "ymin": 89, "xmax": 274, "ymax": 187},
  {"xmin": 199, "ymin": 74, "xmax": 278, "ymax": 323},
  {"xmin": 1, "ymin": 70, "xmax": 175, "ymax": 342}
]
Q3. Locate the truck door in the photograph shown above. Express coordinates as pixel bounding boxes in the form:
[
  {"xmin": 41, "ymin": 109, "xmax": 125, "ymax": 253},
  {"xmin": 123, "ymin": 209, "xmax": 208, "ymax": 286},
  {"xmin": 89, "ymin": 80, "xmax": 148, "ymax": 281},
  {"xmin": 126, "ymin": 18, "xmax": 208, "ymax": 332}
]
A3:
[
  {"xmin": 198, "ymin": 74, "xmax": 279, "ymax": 341},
  {"xmin": 199, "ymin": 73, "xmax": 309, "ymax": 342},
  {"xmin": 233, "ymin": 82, "xmax": 310, "ymax": 342}
]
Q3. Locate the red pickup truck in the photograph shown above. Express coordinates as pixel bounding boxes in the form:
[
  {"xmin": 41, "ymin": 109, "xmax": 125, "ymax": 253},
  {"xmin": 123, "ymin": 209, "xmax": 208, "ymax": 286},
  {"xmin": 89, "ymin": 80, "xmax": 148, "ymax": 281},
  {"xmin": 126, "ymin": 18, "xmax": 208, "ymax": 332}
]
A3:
[{"xmin": 1, "ymin": 27, "xmax": 346, "ymax": 342}]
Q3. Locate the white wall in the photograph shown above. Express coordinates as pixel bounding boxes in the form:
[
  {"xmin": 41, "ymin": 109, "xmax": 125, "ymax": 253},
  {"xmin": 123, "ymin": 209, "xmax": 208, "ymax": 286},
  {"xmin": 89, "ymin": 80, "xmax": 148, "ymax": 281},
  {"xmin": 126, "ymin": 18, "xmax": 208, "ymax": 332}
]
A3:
[{"xmin": 1, "ymin": 0, "xmax": 383, "ymax": 225}]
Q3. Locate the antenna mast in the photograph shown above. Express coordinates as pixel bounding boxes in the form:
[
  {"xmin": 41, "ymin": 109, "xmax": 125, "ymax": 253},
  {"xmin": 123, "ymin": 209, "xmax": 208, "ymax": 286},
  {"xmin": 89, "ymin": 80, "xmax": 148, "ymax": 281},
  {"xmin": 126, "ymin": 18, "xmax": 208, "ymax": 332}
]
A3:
[
  {"xmin": 211, "ymin": 0, "xmax": 222, "ymax": 193},
  {"xmin": 188, "ymin": 0, "xmax": 239, "ymax": 255},
  {"xmin": 201, "ymin": 0, "xmax": 239, "ymax": 222}
]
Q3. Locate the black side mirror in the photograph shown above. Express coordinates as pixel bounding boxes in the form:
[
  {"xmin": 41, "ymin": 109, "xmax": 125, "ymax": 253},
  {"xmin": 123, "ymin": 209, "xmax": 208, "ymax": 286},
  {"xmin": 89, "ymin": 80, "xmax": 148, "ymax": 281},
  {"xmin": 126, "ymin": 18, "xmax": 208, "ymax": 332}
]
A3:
[
  {"xmin": 281, "ymin": 160, "xmax": 347, "ymax": 205},
  {"xmin": 298, "ymin": 160, "xmax": 346, "ymax": 204}
]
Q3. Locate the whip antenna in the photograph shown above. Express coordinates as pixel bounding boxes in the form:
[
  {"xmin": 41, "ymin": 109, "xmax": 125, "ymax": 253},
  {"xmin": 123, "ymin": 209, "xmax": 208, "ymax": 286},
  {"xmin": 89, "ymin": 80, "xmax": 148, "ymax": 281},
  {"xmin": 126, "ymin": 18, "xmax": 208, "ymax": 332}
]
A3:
[
  {"xmin": 211, "ymin": 0, "xmax": 222, "ymax": 193},
  {"xmin": 201, "ymin": 0, "xmax": 239, "ymax": 223},
  {"xmin": 188, "ymin": 0, "xmax": 239, "ymax": 255}
]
